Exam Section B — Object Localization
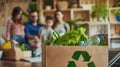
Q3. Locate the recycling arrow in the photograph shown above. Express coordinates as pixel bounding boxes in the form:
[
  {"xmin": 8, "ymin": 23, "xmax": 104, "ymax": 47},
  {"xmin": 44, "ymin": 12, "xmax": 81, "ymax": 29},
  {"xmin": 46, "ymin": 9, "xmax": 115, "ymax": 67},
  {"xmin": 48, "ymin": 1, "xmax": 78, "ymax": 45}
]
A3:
[
  {"xmin": 67, "ymin": 51, "xmax": 96, "ymax": 67},
  {"xmin": 72, "ymin": 51, "xmax": 91, "ymax": 61},
  {"xmin": 82, "ymin": 51, "xmax": 91, "ymax": 62},
  {"xmin": 67, "ymin": 61, "xmax": 77, "ymax": 67},
  {"xmin": 72, "ymin": 51, "xmax": 82, "ymax": 61},
  {"xmin": 88, "ymin": 61, "xmax": 96, "ymax": 67}
]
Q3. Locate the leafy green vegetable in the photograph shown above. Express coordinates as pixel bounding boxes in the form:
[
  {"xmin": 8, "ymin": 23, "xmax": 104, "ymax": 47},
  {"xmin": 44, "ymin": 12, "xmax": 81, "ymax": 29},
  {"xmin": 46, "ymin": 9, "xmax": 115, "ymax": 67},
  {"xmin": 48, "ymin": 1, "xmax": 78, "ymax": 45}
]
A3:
[
  {"xmin": 45, "ymin": 27, "xmax": 88, "ymax": 46},
  {"xmin": 19, "ymin": 44, "xmax": 27, "ymax": 51}
]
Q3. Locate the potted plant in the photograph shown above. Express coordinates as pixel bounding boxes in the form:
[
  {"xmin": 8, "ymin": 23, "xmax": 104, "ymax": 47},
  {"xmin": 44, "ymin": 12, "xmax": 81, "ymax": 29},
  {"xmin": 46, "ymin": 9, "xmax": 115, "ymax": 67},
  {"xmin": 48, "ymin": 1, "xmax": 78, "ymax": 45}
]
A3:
[
  {"xmin": 114, "ymin": 9, "xmax": 120, "ymax": 22},
  {"xmin": 22, "ymin": 3, "xmax": 39, "ymax": 21},
  {"xmin": 44, "ymin": 0, "xmax": 52, "ymax": 10},
  {"xmin": 91, "ymin": 3, "xmax": 108, "ymax": 22}
]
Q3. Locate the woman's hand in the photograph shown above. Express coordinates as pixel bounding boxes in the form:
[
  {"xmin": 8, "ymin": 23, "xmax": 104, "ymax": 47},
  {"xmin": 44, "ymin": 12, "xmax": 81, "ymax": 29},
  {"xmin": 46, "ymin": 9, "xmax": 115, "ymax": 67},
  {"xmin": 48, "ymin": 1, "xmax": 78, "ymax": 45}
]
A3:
[{"xmin": 6, "ymin": 38, "xmax": 10, "ymax": 42}]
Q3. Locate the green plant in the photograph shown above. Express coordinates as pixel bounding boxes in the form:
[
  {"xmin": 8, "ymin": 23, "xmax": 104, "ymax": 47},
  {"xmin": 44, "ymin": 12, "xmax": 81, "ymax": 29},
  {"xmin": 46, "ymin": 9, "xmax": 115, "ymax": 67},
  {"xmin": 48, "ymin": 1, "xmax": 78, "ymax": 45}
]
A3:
[
  {"xmin": 27, "ymin": 3, "xmax": 38, "ymax": 12},
  {"xmin": 22, "ymin": 3, "xmax": 38, "ymax": 20},
  {"xmin": 91, "ymin": 3, "xmax": 108, "ymax": 20},
  {"xmin": 66, "ymin": 18, "xmax": 88, "ymax": 30},
  {"xmin": 44, "ymin": 0, "xmax": 52, "ymax": 6},
  {"xmin": 113, "ymin": 2, "xmax": 120, "ymax": 7},
  {"xmin": 45, "ymin": 27, "xmax": 88, "ymax": 46},
  {"xmin": 114, "ymin": 9, "xmax": 120, "ymax": 16},
  {"xmin": 66, "ymin": 18, "xmax": 81, "ymax": 30},
  {"xmin": 19, "ymin": 44, "xmax": 27, "ymax": 51}
]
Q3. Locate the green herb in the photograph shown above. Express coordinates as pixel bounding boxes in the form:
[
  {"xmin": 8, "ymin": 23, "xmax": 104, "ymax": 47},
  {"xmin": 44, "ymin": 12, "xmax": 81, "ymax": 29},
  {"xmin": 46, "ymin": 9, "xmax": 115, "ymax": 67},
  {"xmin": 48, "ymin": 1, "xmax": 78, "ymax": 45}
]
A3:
[
  {"xmin": 45, "ymin": 27, "xmax": 88, "ymax": 46},
  {"xmin": 114, "ymin": 9, "xmax": 120, "ymax": 16},
  {"xmin": 19, "ymin": 44, "xmax": 27, "ymax": 51},
  {"xmin": 91, "ymin": 3, "xmax": 108, "ymax": 20}
]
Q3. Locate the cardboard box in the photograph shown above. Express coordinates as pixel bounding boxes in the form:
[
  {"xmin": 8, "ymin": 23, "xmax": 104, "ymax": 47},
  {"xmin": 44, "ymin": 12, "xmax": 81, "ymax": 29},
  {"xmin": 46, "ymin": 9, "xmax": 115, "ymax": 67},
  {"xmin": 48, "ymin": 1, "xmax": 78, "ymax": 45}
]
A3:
[
  {"xmin": 45, "ymin": 46, "xmax": 108, "ymax": 67},
  {"xmin": 2, "ymin": 48, "xmax": 31, "ymax": 61}
]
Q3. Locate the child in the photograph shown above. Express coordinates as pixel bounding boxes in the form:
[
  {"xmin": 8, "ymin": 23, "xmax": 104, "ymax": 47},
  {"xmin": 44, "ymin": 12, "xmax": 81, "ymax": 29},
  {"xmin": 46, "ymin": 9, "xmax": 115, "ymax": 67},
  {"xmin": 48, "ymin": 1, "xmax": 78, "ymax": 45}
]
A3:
[
  {"xmin": 32, "ymin": 16, "xmax": 54, "ymax": 57},
  {"xmin": 38, "ymin": 16, "xmax": 54, "ymax": 41}
]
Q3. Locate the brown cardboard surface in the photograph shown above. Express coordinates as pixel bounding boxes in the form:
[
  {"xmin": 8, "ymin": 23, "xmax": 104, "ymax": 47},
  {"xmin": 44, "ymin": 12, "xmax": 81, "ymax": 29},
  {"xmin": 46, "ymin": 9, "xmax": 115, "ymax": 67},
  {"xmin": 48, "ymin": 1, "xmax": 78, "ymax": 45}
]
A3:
[
  {"xmin": 2, "ymin": 48, "xmax": 31, "ymax": 61},
  {"xmin": 46, "ymin": 46, "xmax": 108, "ymax": 67},
  {"xmin": 2, "ymin": 48, "xmax": 23, "ymax": 60}
]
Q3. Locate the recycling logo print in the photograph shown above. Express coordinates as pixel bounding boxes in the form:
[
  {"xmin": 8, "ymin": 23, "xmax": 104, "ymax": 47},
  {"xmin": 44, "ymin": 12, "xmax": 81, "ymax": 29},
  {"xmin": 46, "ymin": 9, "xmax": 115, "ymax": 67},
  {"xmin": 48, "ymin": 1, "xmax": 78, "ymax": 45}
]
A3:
[{"xmin": 67, "ymin": 51, "xmax": 96, "ymax": 67}]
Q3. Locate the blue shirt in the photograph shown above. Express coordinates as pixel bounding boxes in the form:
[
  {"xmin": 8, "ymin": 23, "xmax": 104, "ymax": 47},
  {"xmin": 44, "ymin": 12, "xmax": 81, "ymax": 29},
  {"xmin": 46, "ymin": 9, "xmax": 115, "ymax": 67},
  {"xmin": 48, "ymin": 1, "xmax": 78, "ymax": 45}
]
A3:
[{"xmin": 24, "ymin": 22, "xmax": 43, "ymax": 38}]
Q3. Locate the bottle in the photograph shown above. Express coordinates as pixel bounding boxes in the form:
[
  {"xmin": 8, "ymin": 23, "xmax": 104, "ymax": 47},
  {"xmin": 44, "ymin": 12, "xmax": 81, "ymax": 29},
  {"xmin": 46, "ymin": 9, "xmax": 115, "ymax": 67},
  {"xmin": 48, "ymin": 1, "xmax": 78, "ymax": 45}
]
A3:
[{"xmin": 79, "ymin": 41, "xmax": 86, "ymax": 46}]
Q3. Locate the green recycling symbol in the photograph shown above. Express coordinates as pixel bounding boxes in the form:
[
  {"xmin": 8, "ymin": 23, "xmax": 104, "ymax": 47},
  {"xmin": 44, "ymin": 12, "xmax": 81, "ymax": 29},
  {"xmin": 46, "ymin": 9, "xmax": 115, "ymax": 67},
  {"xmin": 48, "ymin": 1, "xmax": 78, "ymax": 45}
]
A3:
[{"xmin": 67, "ymin": 51, "xmax": 96, "ymax": 67}]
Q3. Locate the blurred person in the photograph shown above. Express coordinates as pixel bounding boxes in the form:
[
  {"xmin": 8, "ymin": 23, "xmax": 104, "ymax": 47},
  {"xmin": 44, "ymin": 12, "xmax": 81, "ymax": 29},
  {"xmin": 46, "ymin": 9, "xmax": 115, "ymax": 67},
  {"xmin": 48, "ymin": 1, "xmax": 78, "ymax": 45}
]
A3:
[
  {"xmin": 6, "ymin": 6, "xmax": 25, "ymax": 46},
  {"xmin": 53, "ymin": 10, "xmax": 70, "ymax": 36},
  {"xmin": 24, "ymin": 10, "xmax": 43, "ymax": 57}
]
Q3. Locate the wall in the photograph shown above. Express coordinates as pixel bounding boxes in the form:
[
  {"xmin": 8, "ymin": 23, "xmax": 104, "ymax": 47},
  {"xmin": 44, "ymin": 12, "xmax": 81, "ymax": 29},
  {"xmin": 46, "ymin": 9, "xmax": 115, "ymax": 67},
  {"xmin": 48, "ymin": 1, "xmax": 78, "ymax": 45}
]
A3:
[{"xmin": 0, "ymin": 26, "xmax": 6, "ymax": 36}]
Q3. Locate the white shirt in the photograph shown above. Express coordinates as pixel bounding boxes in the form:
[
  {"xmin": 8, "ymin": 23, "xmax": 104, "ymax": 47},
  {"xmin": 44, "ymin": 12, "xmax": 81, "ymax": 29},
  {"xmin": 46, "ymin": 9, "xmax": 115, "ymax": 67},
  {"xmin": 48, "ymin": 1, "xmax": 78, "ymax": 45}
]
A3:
[{"xmin": 39, "ymin": 27, "xmax": 54, "ymax": 40}]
